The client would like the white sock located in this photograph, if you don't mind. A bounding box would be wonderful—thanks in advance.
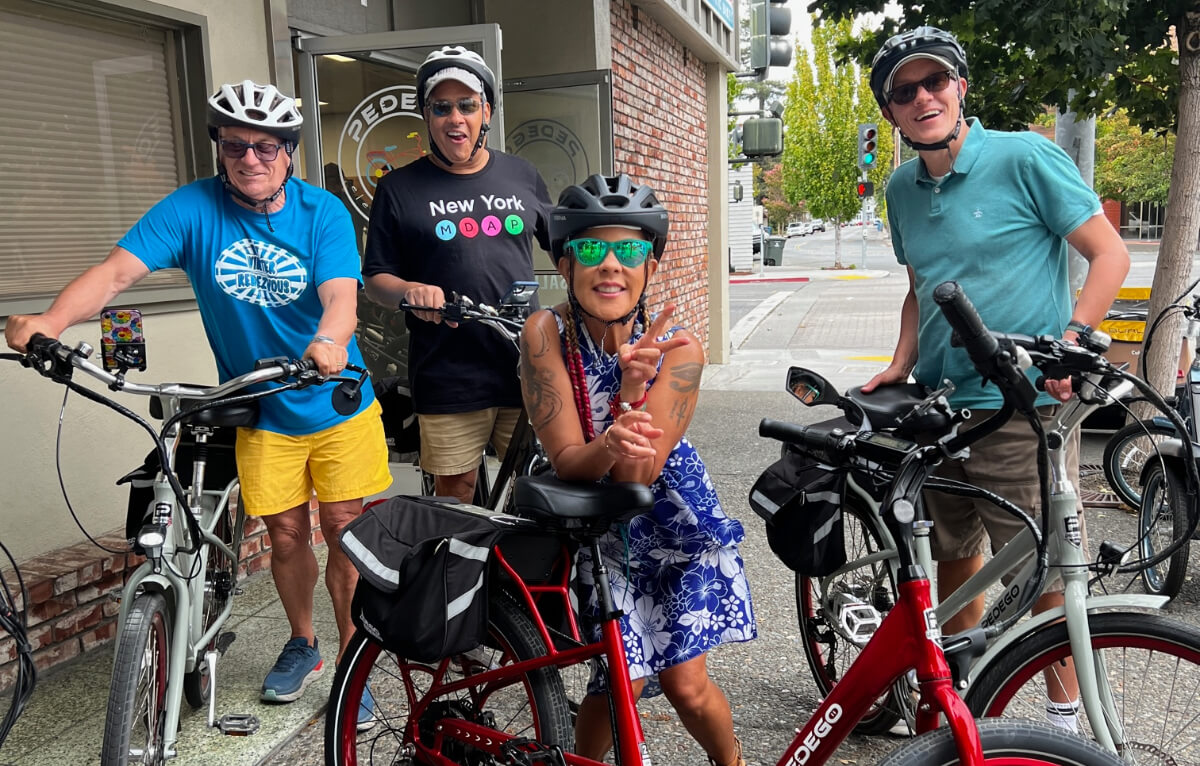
[1045,698,1081,733]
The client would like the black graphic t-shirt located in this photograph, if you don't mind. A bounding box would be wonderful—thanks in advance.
[363,152,551,413]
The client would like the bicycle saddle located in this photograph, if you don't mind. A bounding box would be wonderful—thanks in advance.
[513,474,654,528]
[149,395,260,428]
[844,383,950,437]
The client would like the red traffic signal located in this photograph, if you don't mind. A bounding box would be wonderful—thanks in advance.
[856,181,874,198]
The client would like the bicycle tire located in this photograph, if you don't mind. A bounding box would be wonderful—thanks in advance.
[1138,462,1190,598]
[101,591,170,766]
[965,611,1200,765]
[795,495,902,734]
[1101,420,1176,509]
[324,591,573,766]
[879,718,1124,765]
[184,487,243,708]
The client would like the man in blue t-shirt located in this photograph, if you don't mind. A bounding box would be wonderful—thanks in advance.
[364,47,551,504]
[6,81,391,714]
[860,27,1129,733]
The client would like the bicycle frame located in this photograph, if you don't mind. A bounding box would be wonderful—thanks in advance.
[382,530,988,766]
[113,394,244,757]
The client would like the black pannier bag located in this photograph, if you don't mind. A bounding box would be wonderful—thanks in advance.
[749,447,847,576]
[340,496,508,663]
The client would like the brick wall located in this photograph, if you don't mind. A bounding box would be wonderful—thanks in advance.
[0,502,321,690]
[610,0,711,351]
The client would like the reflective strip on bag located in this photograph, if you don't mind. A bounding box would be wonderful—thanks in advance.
[446,572,486,621]
[448,537,490,561]
[341,530,401,588]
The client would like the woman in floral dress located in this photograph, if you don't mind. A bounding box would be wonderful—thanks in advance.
[519,174,755,766]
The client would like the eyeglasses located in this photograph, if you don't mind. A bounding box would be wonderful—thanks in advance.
[564,238,654,268]
[428,97,483,117]
[888,70,956,105]
[218,139,286,162]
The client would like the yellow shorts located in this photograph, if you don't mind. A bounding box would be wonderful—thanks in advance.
[236,400,392,516]
[418,407,522,475]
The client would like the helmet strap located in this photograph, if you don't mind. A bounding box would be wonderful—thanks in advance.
[898,95,966,153]
[216,142,295,233]
[564,260,649,343]
[426,116,490,169]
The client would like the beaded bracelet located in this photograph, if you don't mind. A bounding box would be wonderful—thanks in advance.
[612,388,649,413]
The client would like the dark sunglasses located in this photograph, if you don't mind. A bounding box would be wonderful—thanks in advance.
[888,70,956,106]
[218,139,286,162]
[428,97,483,117]
[565,238,653,268]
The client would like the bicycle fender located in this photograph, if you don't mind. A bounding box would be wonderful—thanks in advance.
[968,594,1169,681]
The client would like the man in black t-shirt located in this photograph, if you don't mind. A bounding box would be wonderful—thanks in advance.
[364,46,551,503]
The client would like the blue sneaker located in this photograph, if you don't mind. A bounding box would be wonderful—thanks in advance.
[357,682,376,732]
[261,637,323,702]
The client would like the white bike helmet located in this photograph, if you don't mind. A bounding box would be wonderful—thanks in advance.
[415,46,496,112]
[206,80,303,143]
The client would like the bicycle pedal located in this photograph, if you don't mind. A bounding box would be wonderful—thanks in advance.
[216,631,236,654]
[217,714,260,736]
[498,738,567,766]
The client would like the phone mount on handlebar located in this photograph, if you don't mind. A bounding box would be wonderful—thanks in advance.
[331,363,369,416]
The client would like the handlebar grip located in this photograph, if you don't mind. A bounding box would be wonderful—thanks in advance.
[759,418,843,454]
[933,281,999,364]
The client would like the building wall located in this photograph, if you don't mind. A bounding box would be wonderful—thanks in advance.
[609,0,710,349]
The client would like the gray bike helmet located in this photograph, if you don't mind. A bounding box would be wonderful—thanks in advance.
[869,26,968,110]
[549,174,670,263]
[206,80,303,143]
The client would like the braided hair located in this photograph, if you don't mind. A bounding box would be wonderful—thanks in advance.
[561,302,651,442]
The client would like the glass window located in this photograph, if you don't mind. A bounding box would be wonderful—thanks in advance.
[0,0,194,312]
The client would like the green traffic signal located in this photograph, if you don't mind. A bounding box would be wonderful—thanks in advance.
[863,151,875,166]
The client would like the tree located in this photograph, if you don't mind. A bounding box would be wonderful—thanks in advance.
[1094,110,1173,206]
[810,0,1200,396]
[781,16,892,267]
[761,163,805,230]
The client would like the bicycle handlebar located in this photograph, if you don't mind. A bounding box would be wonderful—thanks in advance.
[399,287,535,348]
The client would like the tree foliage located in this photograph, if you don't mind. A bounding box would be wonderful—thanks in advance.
[761,163,805,231]
[1094,110,1174,205]
[781,16,892,267]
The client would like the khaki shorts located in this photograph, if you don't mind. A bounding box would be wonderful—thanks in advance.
[235,400,392,516]
[418,407,523,476]
[924,406,1085,569]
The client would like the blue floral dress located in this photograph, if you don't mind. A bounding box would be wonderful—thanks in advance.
[555,311,757,692]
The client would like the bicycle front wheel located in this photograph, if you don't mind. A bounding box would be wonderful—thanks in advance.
[796,495,902,734]
[965,611,1200,765]
[1138,461,1190,598]
[1102,420,1176,510]
[325,592,572,766]
[102,591,170,766]
[880,719,1124,765]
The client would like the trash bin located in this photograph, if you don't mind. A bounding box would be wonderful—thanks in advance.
[764,236,786,267]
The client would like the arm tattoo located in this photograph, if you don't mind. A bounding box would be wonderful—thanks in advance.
[520,325,563,431]
[667,362,702,393]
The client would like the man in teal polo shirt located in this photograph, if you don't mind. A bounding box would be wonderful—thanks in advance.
[860,27,1129,732]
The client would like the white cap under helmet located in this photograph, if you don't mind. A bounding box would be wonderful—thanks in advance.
[422,66,485,101]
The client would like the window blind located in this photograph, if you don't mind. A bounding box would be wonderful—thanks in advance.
[0,0,188,305]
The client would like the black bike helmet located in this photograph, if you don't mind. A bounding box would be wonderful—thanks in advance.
[869,26,968,110]
[415,46,497,112]
[549,174,670,263]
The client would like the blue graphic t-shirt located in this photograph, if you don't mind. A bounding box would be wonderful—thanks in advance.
[118,176,374,435]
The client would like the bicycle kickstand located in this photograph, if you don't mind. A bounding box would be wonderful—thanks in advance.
[205,646,261,736]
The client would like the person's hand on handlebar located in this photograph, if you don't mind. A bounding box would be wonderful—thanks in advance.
[304,335,349,377]
[4,314,65,354]
[403,284,458,328]
[1043,328,1080,402]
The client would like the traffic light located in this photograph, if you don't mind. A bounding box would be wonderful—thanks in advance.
[857,123,878,171]
[856,181,875,198]
[750,0,792,79]
[741,116,783,158]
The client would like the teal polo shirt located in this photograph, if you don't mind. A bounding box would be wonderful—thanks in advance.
[887,118,1101,409]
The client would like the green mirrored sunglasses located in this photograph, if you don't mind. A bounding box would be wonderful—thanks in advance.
[564,238,653,268]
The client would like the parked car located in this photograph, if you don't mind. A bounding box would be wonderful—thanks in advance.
[786,222,806,238]
[810,218,826,233]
